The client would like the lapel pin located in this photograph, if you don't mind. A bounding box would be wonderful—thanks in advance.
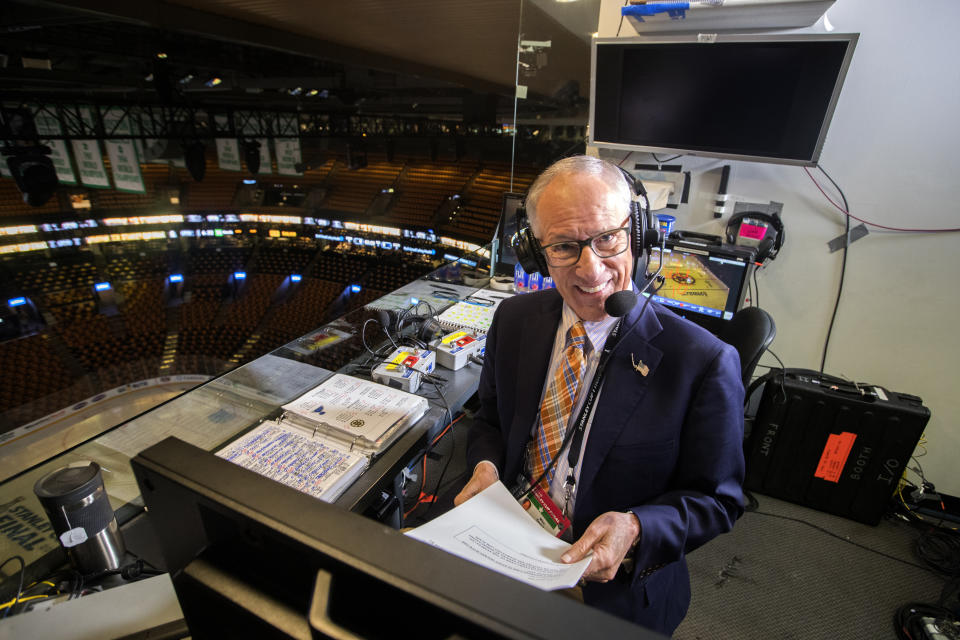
[631,353,649,377]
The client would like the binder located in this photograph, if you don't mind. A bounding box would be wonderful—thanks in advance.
[217,373,429,502]
[280,373,429,454]
[217,419,368,503]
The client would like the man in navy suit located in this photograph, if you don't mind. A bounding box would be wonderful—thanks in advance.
[454,156,745,634]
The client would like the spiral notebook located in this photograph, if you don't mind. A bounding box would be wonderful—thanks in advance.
[435,295,509,334]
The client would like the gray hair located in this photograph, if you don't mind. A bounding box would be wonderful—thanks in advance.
[524,155,633,235]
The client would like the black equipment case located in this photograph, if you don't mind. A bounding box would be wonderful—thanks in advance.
[744,371,929,525]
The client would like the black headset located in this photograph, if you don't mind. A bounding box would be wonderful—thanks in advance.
[375,307,445,345]
[512,167,662,287]
[725,211,785,264]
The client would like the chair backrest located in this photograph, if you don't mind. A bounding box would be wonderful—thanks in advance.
[718,306,776,388]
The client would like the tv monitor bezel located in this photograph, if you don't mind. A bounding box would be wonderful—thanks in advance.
[589,32,859,166]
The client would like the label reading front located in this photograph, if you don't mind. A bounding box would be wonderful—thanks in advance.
[814,432,857,483]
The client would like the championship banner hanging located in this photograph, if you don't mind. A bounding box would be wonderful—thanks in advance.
[214,114,242,171]
[72,106,110,189]
[0,103,15,178]
[275,138,302,176]
[31,104,77,185]
[101,107,145,193]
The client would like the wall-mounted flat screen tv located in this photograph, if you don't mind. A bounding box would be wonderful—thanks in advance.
[590,33,858,166]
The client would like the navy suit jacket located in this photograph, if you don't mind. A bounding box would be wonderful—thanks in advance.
[466,289,745,634]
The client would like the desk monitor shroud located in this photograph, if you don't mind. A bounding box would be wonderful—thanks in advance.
[132,437,663,640]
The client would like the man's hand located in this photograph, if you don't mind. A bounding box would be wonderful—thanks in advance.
[453,462,498,506]
[561,511,641,582]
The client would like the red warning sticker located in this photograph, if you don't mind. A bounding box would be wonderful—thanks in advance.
[814,432,857,483]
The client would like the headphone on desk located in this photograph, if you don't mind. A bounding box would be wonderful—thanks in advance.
[374,307,445,346]
[725,211,785,264]
[512,168,663,286]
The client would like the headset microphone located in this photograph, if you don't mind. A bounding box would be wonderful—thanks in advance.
[604,290,638,318]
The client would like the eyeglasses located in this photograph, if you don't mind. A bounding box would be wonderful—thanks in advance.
[539,218,631,267]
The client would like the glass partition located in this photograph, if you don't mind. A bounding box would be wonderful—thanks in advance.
[0,257,491,577]
[0,0,599,592]
[509,0,596,176]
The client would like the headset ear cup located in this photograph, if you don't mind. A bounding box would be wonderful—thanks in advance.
[725,213,743,245]
[620,169,656,281]
[756,237,775,263]
[513,205,547,276]
[376,309,398,333]
[632,202,643,258]
[418,318,444,343]
[726,211,784,261]
[530,233,548,275]
[769,212,785,257]
[513,227,548,276]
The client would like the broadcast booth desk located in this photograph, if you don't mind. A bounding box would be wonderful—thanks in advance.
[0,271,664,638]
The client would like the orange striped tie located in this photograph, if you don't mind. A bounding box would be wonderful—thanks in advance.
[529,321,588,489]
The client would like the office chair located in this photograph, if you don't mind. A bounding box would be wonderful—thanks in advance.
[718,306,776,389]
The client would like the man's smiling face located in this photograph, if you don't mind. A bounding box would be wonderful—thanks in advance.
[531,172,633,322]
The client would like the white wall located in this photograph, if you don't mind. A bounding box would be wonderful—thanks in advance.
[596,0,960,495]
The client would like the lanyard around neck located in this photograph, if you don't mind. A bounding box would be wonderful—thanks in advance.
[564,318,623,479]
[513,318,624,499]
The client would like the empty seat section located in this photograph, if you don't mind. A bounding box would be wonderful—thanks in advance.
[390,161,476,227]
[322,159,403,214]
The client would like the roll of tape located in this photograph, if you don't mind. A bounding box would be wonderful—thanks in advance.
[488,277,515,292]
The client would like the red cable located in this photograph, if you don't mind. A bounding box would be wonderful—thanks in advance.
[404,414,464,518]
[803,166,847,213]
[803,167,960,233]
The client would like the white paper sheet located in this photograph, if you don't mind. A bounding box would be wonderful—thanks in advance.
[405,481,591,590]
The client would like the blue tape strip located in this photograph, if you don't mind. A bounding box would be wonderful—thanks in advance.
[622,2,690,21]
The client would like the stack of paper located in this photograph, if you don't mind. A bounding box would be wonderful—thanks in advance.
[406,482,591,590]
